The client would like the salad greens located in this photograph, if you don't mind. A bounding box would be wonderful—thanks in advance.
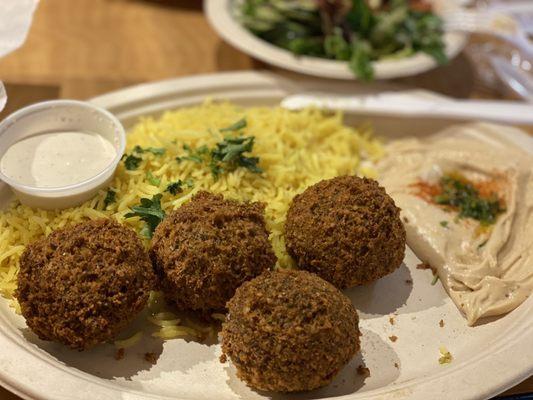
[239,0,447,80]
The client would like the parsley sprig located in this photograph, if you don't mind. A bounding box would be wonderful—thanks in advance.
[220,118,246,132]
[123,146,166,171]
[175,118,262,180]
[123,154,142,170]
[103,189,116,209]
[125,194,166,238]
[133,145,166,156]
[176,144,209,163]
[146,171,161,186]
[165,179,194,195]
[209,136,262,179]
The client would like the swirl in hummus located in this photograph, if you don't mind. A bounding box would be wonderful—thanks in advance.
[378,123,533,325]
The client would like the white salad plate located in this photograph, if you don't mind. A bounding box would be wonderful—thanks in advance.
[0,71,531,400]
[205,0,468,80]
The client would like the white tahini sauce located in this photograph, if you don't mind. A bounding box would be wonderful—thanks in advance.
[0,131,116,188]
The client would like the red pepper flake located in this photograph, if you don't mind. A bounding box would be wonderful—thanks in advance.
[409,180,441,203]
[389,335,398,343]
[439,319,445,328]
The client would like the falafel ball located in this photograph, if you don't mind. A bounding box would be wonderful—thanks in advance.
[16,218,155,350]
[221,269,360,392]
[150,191,276,313]
[285,176,406,288]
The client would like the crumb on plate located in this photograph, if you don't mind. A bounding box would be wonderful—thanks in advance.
[357,365,370,377]
[144,352,157,364]
[439,346,453,365]
[114,348,125,361]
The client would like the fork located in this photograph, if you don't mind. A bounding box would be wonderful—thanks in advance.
[443,9,533,59]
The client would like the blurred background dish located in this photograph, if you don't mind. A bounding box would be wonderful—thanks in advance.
[205,0,468,80]
[464,0,533,102]
[490,54,533,102]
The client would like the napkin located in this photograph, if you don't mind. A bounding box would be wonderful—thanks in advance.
[0,0,39,113]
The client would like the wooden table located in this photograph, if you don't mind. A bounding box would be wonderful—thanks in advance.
[0,0,530,399]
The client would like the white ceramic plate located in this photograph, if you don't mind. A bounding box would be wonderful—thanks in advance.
[205,0,468,80]
[0,71,532,400]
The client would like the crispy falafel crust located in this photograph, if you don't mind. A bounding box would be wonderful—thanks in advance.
[16,219,155,350]
[221,270,360,392]
[150,191,276,312]
[285,176,406,288]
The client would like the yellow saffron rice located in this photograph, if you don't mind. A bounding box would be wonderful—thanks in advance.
[0,102,383,334]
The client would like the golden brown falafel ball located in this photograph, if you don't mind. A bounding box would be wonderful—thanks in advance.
[221,269,360,392]
[16,219,155,350]
[150,191,276,313]
[285,176,406,288]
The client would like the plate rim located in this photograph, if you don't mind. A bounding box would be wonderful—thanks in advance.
[0,71,531,400]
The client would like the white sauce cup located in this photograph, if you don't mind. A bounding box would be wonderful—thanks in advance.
[0,100,126,210]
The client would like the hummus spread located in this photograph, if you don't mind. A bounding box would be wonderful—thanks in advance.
[378,123,533,325]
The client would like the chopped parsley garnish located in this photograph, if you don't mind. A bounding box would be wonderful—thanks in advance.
[103,189,116,208]
[220,118,247,132]
[133,145,166,156]
[439,221,448,228]
[433,174,505,226]
[165,179,194,195]
[478,239,488,249]
[146,171,161,186]
[125,194,166,238]
[123,146,166,170]
[431,273,439,286]
[165,181,183,195]
[210,136,262,179]
[174,119,262,180]
[176,144,209,163]
[123,154,142,170]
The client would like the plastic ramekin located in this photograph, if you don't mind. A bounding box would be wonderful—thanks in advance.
[0,100,126,210]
